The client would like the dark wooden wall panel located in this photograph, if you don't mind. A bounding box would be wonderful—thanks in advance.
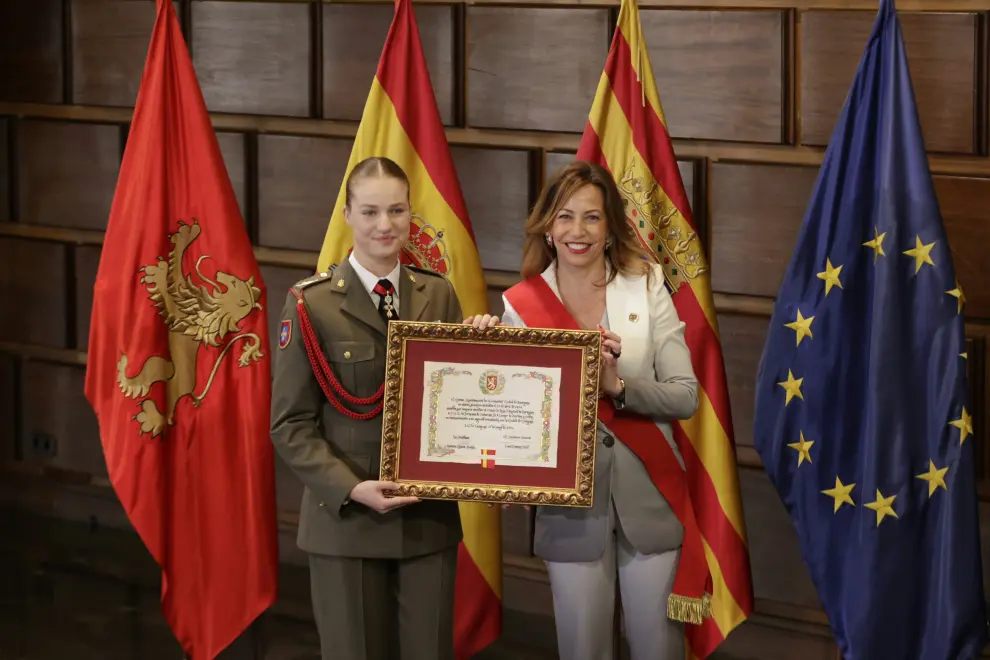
[678,160,698,217]
[20,363,103,476]
[17,120,120,231]
[499,572,557,652]
[710,163,819,297]
[720,314,770,449]
[0,119,8,222]
[642,10,785,144]
[71,0,159,108]
[216,131,247,217]
[935,176,990,320]
[486,287,506,318]
[136,592,186,659]
[451,147,530,273]
[801,11,978,154]
[75,245,102,350]
[257,135,352,252]
[501,506,534,556]
[740,470,824,611]
[0,238,68,347]
[544,151,574,182]
[323,4,455,125]
[980,502,990,599]
[15,568,133,659]
[0,0,64,104]
[261,616,322,660]
[0,355,15,461]
[970,336,989,484]
[718,619,837,660]
[192,2,311,118]
[466,8,609,133]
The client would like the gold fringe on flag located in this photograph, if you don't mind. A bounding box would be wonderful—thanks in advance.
[666,592,713,625]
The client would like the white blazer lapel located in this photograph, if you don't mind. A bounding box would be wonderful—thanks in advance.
[606,271,650,380]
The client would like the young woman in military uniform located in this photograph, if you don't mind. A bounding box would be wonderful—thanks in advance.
[270,157,493,660]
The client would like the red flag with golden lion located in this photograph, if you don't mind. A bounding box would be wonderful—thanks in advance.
[83,1,279,658]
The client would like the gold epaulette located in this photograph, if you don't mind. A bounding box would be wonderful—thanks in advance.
[404,264,445,279]
[293,264,337,292]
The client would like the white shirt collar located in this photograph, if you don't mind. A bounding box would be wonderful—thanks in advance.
[349,252,401,299]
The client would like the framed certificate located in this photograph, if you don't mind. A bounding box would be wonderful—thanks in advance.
[379,321,602,507]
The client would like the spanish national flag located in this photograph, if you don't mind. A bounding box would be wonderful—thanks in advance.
[576,0,754,656]
[315,0,501,657]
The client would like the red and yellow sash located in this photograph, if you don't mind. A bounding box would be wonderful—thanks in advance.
[504,275,712,625]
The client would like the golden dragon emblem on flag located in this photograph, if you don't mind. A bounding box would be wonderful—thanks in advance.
[115,220,265,438]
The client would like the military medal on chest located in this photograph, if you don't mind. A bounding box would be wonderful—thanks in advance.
[373,278,396,321]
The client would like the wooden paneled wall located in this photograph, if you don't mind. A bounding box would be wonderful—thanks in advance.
[1,0,989,658]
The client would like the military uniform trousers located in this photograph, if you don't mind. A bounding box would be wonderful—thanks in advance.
[308,546,458,660]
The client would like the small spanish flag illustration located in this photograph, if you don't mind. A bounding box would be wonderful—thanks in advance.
[481,449,496,469]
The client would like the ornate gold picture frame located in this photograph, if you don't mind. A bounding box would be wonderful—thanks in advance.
[379,321,602,507]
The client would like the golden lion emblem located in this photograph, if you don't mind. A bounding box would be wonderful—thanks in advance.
[116,219,265,438]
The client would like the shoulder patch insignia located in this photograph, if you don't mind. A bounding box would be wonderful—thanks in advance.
[279,319,292,349]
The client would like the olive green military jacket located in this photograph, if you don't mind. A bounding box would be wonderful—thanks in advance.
[270,258,464,559]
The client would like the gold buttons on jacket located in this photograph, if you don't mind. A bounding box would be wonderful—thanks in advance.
[628,313,639,322]
[343,351,352,359]
[318,501,326,508]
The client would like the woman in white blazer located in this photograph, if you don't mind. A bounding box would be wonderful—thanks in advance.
[468,161,701,660]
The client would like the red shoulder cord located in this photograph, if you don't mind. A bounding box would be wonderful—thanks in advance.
[291,290,384,420]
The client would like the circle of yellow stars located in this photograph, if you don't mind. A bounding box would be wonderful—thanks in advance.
[776,227,971,528]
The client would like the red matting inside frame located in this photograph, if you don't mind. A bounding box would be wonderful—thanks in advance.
[397,339,584,489]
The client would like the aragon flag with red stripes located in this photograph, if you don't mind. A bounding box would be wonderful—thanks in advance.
[83,1,279,657]
[315,0,502,657]
[576,0,755,656]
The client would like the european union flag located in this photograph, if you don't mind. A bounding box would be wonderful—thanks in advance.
[753,1,988,657]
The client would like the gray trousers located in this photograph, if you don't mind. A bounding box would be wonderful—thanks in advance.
[308,547,458,660]
[545,506,684,660]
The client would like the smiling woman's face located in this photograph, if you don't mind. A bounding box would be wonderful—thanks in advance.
[548,183,608,272]
[344,175,411,267]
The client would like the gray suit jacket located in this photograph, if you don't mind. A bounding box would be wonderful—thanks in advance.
[270,259,464,559]
[502,263,699,562]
